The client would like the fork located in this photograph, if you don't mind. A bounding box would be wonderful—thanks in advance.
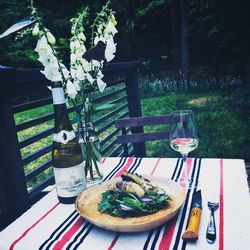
[206,201,219,243]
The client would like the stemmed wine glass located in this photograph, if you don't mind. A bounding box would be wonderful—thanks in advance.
[170,110,199,187]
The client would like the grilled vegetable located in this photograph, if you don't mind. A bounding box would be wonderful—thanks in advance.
[121,171,165,195]
[116,181,145,198]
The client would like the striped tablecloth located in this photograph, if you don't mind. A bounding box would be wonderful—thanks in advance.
[1,157,250,250]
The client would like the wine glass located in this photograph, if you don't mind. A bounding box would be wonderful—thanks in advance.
[170,110,199,188]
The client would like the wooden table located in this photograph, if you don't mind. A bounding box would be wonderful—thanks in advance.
[0,157,249,250]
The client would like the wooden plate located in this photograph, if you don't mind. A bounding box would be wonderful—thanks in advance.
[75,176,186,232]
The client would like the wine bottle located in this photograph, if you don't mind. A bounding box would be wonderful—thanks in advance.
[51,82,86,204]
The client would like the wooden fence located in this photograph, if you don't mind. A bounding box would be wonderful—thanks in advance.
[0,61,142,229]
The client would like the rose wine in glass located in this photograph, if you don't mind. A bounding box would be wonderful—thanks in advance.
[170,110,199,188]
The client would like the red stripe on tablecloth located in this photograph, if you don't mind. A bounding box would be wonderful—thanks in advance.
[9,202,60,250]
[114,157,135,177]
[219,159,224,250]
[107,158,164,250]
[150,158,161,175]
[49,158,135,250]
[102,157,107,163]
[52,217,84,250]
[107,233,120,250]
[158,216,178,250]
[158,158,193,250]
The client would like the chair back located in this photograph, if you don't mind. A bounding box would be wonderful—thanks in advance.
[115,115,172,157]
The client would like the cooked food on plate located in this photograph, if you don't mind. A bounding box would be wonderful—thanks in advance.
[98,171,171,217]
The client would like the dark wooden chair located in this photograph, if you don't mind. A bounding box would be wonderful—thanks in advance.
[115,115,172,157]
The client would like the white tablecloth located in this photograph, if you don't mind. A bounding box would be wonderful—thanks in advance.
[0,157,249,250]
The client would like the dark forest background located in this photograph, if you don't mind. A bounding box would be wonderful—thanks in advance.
[0,0,250,82]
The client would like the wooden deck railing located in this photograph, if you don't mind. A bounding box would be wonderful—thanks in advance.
[0,61,142,229]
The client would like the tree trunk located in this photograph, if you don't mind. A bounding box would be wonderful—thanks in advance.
[180,0,189,89]
[170,0,189,89]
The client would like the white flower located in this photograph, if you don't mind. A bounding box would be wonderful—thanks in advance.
[75,48,84,60]
[73,80,81,91]
[35,35,50,55]
[32,24,40,36]
[74,40,81,49]
[97,70,104,79]
[78,32,86,41]
[41,66,62,82]
[70,53,77,64]
[60,63,70,79]
[105,20,118,36]
[70,41,75,51]
[81,58,91,72]
[94,36,105,46]
[97,77,106,92]
[70,66,77,78]
[80,43,86,54]
[38,53,57,67]
[105,36,116,62]
[111,14,117,25]
[91,59,101,68]
[66,80,78,99]
[46,32,56,45]
[76,65,85,80]
[86,73,95,84]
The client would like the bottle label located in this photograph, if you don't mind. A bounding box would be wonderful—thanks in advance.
[53,130,76,144]
[52,87,65,104]
[53,163,86,197]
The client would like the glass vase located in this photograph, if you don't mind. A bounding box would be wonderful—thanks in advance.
[77,121,103,186]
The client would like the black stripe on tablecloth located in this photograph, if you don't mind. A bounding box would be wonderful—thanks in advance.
[143,158,182,250]
[103,157,127,181]
[66,223,94,250]
[39,157,127,250]
[146,158,201,250]
[65,158,143,250]
[181,158,202,250]
[38,212,79,250]
[172,158,202,250]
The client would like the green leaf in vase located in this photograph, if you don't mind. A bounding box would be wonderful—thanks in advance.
[95,103,115,111]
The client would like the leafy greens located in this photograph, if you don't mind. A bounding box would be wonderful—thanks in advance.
[98,189,170,217]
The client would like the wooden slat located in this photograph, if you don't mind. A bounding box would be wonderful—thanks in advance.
[109,95,127,104]
[28,175,54,200]
[16,114,54,132]
[100,128,122,146]
[93,103,128,126]
[16,105,78,132]
[13,97,52,114]
[91,85,126,103]
[117,131,170,144]
[19,128,53,149]
[22,145,52,166]
[103,61,139,73]
[116,115,172,128]
[108,144,124,157]
[101,139,118,155]
[25,159,52,182]
[96,111,129,135]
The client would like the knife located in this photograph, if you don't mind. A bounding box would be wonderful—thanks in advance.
[182,190,202,241]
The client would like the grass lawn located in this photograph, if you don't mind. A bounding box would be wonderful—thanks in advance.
[141,91,250,161]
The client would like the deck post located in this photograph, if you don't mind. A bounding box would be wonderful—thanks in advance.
[0,67,30,228]
[125,65,146,157]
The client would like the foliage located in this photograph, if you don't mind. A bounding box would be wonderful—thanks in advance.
[98,189,170,217]
[1,0,250,76]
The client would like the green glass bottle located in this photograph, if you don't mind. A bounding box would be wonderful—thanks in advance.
[51,82,86,204]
